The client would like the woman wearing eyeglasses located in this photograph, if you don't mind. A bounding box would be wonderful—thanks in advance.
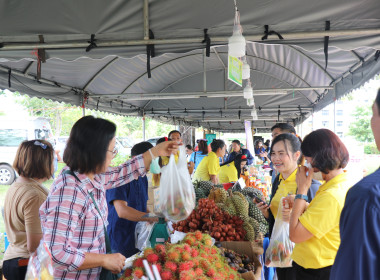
[39,116,178,280]
[3,140,54,280]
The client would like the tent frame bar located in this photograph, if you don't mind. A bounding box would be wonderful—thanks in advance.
[91,87,333,100]
[1,28,379,50]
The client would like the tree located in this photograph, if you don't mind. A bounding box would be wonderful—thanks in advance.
[348,104,374,142]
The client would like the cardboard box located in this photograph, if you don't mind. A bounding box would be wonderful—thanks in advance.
[220,241,262,280]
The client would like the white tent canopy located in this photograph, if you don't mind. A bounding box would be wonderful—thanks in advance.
[0,0,379,131]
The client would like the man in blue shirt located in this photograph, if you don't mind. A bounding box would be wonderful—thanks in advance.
[227,139,254,165]
[330,89,380,280]
[106,142,158,257]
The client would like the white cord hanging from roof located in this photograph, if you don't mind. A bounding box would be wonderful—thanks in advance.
[228,1,246,58]
[247,97,255,107]
[242,57,250,79]
[251,108,258,120]
[243,80,253,99]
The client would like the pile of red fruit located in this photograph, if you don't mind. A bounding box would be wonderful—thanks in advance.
[172,198,246,241]
[119,231,243,280]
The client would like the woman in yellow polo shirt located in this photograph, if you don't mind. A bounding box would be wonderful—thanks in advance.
[285,129,350,279]
[219,154,248,183]
[192,139,225,184]
[256,133,320,280]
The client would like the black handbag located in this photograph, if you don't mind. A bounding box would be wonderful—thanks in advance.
[63,170,118,280]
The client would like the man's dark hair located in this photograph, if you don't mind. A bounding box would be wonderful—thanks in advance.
[131,141,153,157]
[63,116,116,174]
[271,123,296,134]
[168,130,181,138]
[301,129,349,174]
[210,139,225,153]
[156,137,169,145]
[232,139,241,145]
[376,88,380,113]
[185,144,193,150]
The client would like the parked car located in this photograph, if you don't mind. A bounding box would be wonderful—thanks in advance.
[0,117,54,185]
[146,137,162,146]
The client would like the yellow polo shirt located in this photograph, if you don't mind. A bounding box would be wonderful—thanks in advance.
[192,152,220,182]
[152,153,179,187]
[219,164,238,184]
[270,168,298,219]
[292,172,351,269]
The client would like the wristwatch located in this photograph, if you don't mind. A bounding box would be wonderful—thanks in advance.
[295,194,308,202]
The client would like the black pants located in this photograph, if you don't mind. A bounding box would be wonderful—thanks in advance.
[276,266,296,280]
[293,262,332,280]
[3,258,28,280]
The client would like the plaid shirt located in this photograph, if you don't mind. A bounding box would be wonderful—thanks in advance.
[40,155,146,279]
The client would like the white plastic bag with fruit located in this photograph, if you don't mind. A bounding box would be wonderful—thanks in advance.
[265,197,294,267]
[25,240,54,280]
[159,145,195,222]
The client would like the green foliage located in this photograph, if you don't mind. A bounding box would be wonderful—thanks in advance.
[364,143,380,155]
[13,92,174,141]
[348,104,374,143]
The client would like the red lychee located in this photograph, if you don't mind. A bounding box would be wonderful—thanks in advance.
[164,261,177,272]
[133,257,144,268]
[160,270,173,280]
[133,267,144,278]
[146,253,159,263]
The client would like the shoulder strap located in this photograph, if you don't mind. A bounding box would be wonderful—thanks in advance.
[88,191,112,254]
[63,169,112,254]
[62,169,81,183]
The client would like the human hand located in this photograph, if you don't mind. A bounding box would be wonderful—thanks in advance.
[153,141,180,157]
[281,196,294,222]
[296,166,314,194]
[254,199,270,219]
[102,253,126,274]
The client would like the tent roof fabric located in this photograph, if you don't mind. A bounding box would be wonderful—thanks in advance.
[0,0,379,132]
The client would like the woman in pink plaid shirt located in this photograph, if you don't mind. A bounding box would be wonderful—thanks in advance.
[39,116,178,279]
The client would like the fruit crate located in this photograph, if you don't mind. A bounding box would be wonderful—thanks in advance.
[220,241,262,280]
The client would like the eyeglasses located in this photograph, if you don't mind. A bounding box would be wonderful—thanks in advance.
[34,141,47,149]
[107,147,118,158]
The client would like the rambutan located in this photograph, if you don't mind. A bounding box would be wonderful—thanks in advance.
[133,257,144,268]
[180,269,196,280]
[167,250,180,262]
[184,236,196,246]
[183,244,192,252]
[160,270,173,280]
[181,251,192,261]
[210,247,218,255]
[195,267,204,276]
[133,267,144,278]
[124,268,133,276]
[195,230,203,240]
[191,248,199,257]
[154,244,166,254]
[206,267,216,277]
[146,253,159,263]
[179,261,194,272]
[164,261,178,272]
[143,248,155,258]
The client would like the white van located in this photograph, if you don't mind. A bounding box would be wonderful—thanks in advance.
[0,117,54,185]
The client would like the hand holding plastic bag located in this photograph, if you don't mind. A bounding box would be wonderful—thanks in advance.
[265,197,294,267]
[159,146,195,222]
[25,240,54,280]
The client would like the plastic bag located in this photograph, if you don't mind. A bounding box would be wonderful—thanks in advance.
[265,197,294,267]
[25,240,54,280]
[159,146,195,222]
[135,221,155,251]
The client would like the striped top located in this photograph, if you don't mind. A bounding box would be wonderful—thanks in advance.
[39,155,145,279]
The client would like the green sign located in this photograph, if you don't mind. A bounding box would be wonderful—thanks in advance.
[205,134,216,145]
[228,55,242,87]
